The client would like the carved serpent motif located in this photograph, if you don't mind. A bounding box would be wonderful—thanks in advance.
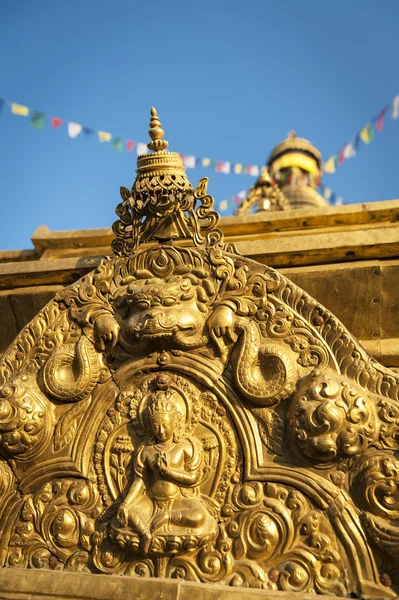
[233,320,296,406]
[41,336,100,402]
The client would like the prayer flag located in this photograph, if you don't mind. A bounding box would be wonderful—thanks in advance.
[126,140,135,152]
[112,137,123,151]
[183,155,196,168]
[338,147,345,164]
[335,196,344,206]
[0,98,5,114]
[30,111,45,130]
[354,134,361,151]
[219,200,228,212]
[51,117,63,129]
[248,165,260,176]
[343,142,356,159]
[216,161,231,174]
[234,163,243,174]
[137,142,148,155]
[68,122,82,138]
[324,187,332,201]
[392,95,399,119]
[195,157,202,167]
[11,103,29,117]
[238,190,246,200]
[323,155,337,174]
[376,106,388,132]
[202,158,211,167]
[83,127,94,136]
[360,123,373,144]
[98,131,112,143]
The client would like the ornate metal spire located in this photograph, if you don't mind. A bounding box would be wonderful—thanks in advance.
[135,107,190,190]
[112,107,222,255]
[147,107,168,152]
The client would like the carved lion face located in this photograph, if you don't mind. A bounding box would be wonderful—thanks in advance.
[117,276,206,350]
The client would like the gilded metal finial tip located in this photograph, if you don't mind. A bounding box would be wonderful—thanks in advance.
[147,106,169,151]
[288,131,297,140]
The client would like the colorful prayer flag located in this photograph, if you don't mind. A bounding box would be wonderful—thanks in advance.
[234,163,243,174]
[324,187,332,201]
[11,103,29,117]
[183,155,196,168]
[126,140,135,152]
[83,127,94,136]
[338,147,345,165]
[112,137,123,151]
[68,122,82,138]
[0,98,5,114]
[323,155,337,174]
[30,111,45,130]
[137,142,148,155]
[376,106,388,132]
[359,123,373,144]
[249,166,260,176]
[202,158,211,167]
[98,131,112,143]
[343,142,356,159]
[219,200,228,212]
[392,95,399,119]
[216,161,231,174]
[51,117,63,129]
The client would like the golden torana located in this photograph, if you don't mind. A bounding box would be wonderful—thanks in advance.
[0,108,398,598]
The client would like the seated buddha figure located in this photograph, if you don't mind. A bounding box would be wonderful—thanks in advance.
[114,388,217,553]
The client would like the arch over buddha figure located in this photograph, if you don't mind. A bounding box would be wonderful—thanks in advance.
[0,108,398,597]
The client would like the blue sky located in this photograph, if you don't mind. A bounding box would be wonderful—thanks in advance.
[1,0,399,251]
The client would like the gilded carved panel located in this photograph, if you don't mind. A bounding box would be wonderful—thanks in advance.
[0,109,398,597]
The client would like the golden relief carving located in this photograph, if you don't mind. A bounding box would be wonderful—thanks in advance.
[0,108,399,597]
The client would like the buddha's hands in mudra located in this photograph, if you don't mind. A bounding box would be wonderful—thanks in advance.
[157,453,171,477]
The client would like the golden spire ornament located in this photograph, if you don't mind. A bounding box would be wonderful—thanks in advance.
[111,107,222,254]
[135,107,190,188]
[147,107,168,151]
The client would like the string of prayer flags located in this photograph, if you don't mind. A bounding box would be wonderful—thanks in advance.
[1,97,262,177]
[323,93,399,175]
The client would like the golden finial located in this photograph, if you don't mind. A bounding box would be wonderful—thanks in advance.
[147,107,169,152]
[287,131,297,140]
